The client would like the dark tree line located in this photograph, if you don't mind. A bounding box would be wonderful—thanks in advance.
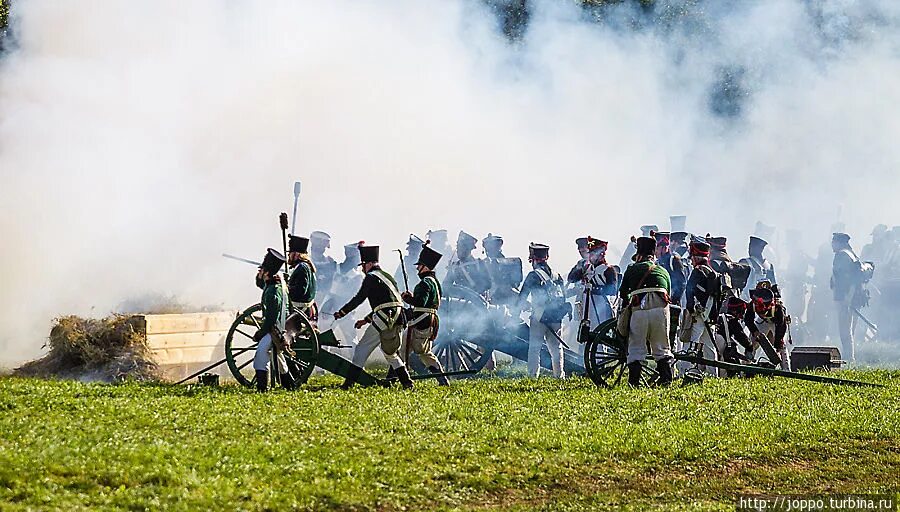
[0,0,9,30]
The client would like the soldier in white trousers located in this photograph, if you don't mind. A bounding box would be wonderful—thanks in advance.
[518,243,568,378]
[333,244,414,389]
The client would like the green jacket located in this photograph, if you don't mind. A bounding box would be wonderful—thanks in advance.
[288,261,316,305]
[407,272,441,329]
[260,281,286,334]
[619,261,671,301]
[412,273,442,309]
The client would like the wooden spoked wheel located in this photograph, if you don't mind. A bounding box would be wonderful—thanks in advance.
[429,285,494,375]
[583,318,659,388]
[224,304,316,388]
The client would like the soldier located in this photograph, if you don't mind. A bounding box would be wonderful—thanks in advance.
[739,236,777,299]
[395,234,425,288]
[333,244,414,389]
[718,296,755,365]
[568,238,618,329]
[655,231,687,304]
[310,231,338,304]
[679,240,723,370]
[400,244,450,386]
[251,249,293,392]
[444,231,491,295]
[747,286,791,370]
[287,235,317,321]
[481,233,523,306]
[618,236,674,386]
[518,243,569,378]
[831,232,873,362]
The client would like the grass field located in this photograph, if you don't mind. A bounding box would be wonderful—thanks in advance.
[1,372,898,511]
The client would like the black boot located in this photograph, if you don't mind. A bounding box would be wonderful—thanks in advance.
[385,366,397,382]
[340,365,361,390]
[280,372,296,391]
[428,365,450,386]
[656,357,674,387]
[627,362,644,387]
[395,366,415,390]
[255,370,268,393]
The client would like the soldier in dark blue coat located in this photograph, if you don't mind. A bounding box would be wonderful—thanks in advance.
[518,243,568,378]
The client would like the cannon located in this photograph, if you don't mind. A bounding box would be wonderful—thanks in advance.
[219,304,468,389]
[410,285,585,377]
[580,316,882,388]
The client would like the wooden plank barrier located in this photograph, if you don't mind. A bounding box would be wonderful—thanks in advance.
[136,312,238,382]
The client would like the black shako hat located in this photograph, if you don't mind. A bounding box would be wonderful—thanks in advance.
[635,236,656,256]
[358,244,380,265]
[261,248,286,275]
[415,245,443,269]
[575,237,590,250]
[289,235,310,253]
[529,242,550,260]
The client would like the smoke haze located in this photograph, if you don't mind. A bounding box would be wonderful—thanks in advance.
[1,0,899,364]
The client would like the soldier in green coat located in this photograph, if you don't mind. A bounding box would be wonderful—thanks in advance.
[287,235,317,322]
[252,249,292,392]
[401,244,450,386]
[619,236,674,386]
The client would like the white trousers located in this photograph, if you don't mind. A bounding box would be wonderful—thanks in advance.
[351,324,406,370]
[253,333,288,373]
[686,315,724,377]
[752,318,791,370]
[586,294,614,328]
[626,306,672,364]
[528,311,564,378]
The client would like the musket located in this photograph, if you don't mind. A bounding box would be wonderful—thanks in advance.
[853,307,878,333]
[222,253,262,266]
[279,212,290,279]
[394,249,410,292]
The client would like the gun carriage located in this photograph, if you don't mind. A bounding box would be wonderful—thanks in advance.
[580,312,881,388]
[411,284,586,376]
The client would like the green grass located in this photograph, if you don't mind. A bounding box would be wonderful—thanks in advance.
[1,372,899,511]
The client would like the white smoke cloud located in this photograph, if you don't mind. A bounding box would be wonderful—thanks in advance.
[1,0,898,364]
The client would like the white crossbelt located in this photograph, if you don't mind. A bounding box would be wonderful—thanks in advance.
[368,269,405,331]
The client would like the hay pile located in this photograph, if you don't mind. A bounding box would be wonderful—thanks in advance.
[15,315,158,382]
